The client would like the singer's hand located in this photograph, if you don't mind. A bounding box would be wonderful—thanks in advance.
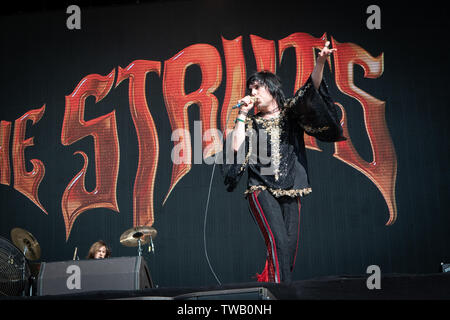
[312,41,336,89]
[237,96,256,113]
[317,41,336,64]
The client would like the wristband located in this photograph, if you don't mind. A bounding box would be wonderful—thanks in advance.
[235,118,245,123]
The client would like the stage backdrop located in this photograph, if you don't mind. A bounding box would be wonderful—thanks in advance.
[0,0,449,287]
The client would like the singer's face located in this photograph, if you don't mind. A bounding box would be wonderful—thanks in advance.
[94,246,107,259]
[249,82,277,110]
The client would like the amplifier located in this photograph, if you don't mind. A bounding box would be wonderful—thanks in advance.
[36,256,153,296]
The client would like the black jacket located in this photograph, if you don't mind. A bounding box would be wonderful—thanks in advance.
[222,75,346,198]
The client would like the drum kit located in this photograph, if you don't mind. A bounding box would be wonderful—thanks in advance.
[4,226,156,297]
[9,225,157,260]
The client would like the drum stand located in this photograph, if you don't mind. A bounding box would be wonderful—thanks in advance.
[133,232,144,256]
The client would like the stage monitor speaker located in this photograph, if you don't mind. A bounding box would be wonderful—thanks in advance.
[36,256,152,296]
[175,287,276,300]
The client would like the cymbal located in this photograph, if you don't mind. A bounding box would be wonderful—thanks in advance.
[10,227,41,260]
[119,226,157,247]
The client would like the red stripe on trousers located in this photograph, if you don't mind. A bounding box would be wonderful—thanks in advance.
[248,192,281,283]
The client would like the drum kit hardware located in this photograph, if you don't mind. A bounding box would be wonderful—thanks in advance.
[9,228,41,296]
[11,227,41,261]
[3,225,157,296]
[8,225,157,261]
[119,226,157,256]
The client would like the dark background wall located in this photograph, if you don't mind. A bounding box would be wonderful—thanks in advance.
[0,0,449,288]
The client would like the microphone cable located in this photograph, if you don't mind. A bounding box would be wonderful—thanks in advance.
[203,161,221,285]
[203,102,248,285]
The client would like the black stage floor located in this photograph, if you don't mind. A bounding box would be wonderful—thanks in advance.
[4,272,450,300]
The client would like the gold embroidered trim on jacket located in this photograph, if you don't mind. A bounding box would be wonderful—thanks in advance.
[302,125,329,134]
[244,185,312,198]
[285,82,311,109]
[239,119,253,173]
[253,111,287,181]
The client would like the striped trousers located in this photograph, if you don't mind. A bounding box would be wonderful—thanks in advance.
[248,189,301,283]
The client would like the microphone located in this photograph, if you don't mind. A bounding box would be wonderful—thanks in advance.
[231,102,244,109]
[232,97,256,109]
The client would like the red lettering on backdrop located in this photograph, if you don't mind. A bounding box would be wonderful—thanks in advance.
[331,37,397,225]
[250,35,277,73]
[0,120,11,186]
[162,44,222,204]
[250,35,276,114]
[61,70,120,240]
[220,36,247,134]
[116,60,161,228]
[0,32,398,239]
[12,105,47,214]
[279,32,329,152]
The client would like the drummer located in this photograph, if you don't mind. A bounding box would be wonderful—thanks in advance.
[87,240,111,259]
